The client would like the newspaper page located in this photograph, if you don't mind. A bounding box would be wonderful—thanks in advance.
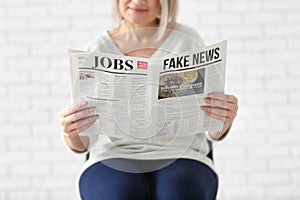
[68,41,227,139]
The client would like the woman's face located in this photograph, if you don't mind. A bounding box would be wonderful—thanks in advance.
[119,0,161,27]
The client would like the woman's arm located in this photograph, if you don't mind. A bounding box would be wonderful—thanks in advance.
[201,93,238,141]
[63,134,89,153]
[208,123,232,141]
[59,102,98,152]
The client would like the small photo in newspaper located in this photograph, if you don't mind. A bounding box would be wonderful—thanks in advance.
[158,68,205,99]
[79,71,95,80]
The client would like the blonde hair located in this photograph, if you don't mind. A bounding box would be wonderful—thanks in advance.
[112,0,178,29]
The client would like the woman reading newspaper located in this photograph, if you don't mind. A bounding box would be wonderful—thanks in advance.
[60,0,238,199]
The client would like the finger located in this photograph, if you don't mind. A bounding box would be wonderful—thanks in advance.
[67,115,98,133]
[201,106,237,123]
[60,101,88,118]
[205,98,238,112]
[61,106,96,127]
[208,93,238,104]
[67,119,97,138]
[205,98,227,109]
[204,112,231,123]
[201,106,226,117]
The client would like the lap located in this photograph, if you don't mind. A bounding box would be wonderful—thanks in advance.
[79,159,218,200]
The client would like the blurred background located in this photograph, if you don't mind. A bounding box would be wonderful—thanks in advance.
[0,0,300,199]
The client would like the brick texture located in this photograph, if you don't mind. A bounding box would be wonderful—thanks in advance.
[1,0,300,199]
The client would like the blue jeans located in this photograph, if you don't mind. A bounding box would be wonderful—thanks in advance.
[79,159,218,200]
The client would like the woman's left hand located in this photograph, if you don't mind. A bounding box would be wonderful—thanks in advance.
[201,93,238,138]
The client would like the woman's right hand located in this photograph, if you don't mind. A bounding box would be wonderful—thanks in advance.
[59,101,99,139]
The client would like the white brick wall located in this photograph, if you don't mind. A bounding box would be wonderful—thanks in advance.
[0,0,299,199]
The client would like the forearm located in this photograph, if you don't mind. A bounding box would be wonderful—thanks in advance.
[209,122,232,141]
[63,135,89,153]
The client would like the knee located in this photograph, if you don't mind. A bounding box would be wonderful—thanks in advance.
[79,162,151,200]
[152,160,219,200]
[155,181,209,200]
[80,183,150,200]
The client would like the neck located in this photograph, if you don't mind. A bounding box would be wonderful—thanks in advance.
[108,20,175,57]
[124,18,159,29]
[117,20,159,39]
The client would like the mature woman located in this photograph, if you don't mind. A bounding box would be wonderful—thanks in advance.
[60,0,238,199]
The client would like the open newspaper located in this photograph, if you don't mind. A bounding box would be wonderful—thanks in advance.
[68,41,227,139]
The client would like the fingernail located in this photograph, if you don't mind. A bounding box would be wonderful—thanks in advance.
[90,107,96,112]
[205,98,211,103]
[80,101,87,106]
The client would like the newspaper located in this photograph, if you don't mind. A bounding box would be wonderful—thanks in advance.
[68,41,227,139]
